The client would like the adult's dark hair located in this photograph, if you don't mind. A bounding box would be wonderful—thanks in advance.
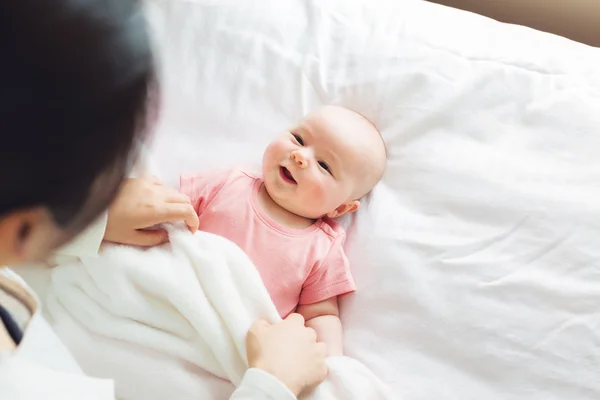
[0,0,154,234]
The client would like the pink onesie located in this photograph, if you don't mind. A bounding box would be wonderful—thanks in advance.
[180,168,356,318]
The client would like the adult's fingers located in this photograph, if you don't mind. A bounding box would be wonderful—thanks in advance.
[249,319,271,332]
[284,313,305,326]
[304,326,318,342]
[185,211,200,233]
[156,203,199,233]
[165,191,192,204]
[148,176,163,185]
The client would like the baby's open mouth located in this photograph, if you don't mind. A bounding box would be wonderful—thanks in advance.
[280,166,297,184]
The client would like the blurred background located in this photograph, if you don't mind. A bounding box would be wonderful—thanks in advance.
[428,0,600,47]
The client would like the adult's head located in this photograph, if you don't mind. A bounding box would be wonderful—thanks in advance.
[0,0,154,263]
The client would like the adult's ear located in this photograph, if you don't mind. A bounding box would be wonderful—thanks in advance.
[326,200,360,219]
[0,207,56,265]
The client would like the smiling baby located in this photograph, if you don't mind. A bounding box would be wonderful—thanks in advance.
[180,106,386,355]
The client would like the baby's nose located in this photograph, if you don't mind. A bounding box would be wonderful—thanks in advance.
[291,150,309,168]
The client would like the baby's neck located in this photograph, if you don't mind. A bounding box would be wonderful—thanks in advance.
[257,185,315,229]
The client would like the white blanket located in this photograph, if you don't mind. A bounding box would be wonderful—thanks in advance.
[45,225,392,399]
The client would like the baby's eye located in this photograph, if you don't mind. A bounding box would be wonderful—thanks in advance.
[292,134,304,146]
[318,161,332,175]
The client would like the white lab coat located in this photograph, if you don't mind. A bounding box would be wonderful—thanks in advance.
[0,215,295,400]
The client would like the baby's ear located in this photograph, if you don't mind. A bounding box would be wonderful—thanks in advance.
[327,200,360,218]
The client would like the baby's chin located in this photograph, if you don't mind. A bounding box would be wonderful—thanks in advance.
[267,192,322,220]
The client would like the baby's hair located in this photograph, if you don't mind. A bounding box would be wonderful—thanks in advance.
[346,107,388,159]
[354,144,387,200]
[354,110,387,189]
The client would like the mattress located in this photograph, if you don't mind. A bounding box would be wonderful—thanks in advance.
[26,0,600,398]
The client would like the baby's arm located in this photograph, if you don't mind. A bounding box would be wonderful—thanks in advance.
[296,297,343,356]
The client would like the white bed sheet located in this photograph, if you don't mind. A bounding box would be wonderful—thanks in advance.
[144,1,600,398]
[26,0,600,399]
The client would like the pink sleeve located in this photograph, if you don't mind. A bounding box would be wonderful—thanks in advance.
[180,169,230,215]
[299,235,356,306]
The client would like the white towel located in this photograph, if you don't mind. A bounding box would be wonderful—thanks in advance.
[45,224,392,399]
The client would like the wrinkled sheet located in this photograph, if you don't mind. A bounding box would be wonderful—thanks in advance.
[24,0,600,399]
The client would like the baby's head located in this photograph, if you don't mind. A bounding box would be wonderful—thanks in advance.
[262,105,386,219]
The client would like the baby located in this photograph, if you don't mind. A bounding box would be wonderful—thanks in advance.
[180,105,386,355]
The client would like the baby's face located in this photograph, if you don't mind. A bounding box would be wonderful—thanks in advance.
[262,106,385,219]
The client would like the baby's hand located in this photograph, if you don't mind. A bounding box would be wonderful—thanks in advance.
[296,297,344,356]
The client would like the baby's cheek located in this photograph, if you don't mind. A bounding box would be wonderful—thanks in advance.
[308,180,329,203]
[263,143,276,158]
[263,144,282,165]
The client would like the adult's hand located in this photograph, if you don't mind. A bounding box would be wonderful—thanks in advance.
[104,177,199,246]
[246,314,328,397]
